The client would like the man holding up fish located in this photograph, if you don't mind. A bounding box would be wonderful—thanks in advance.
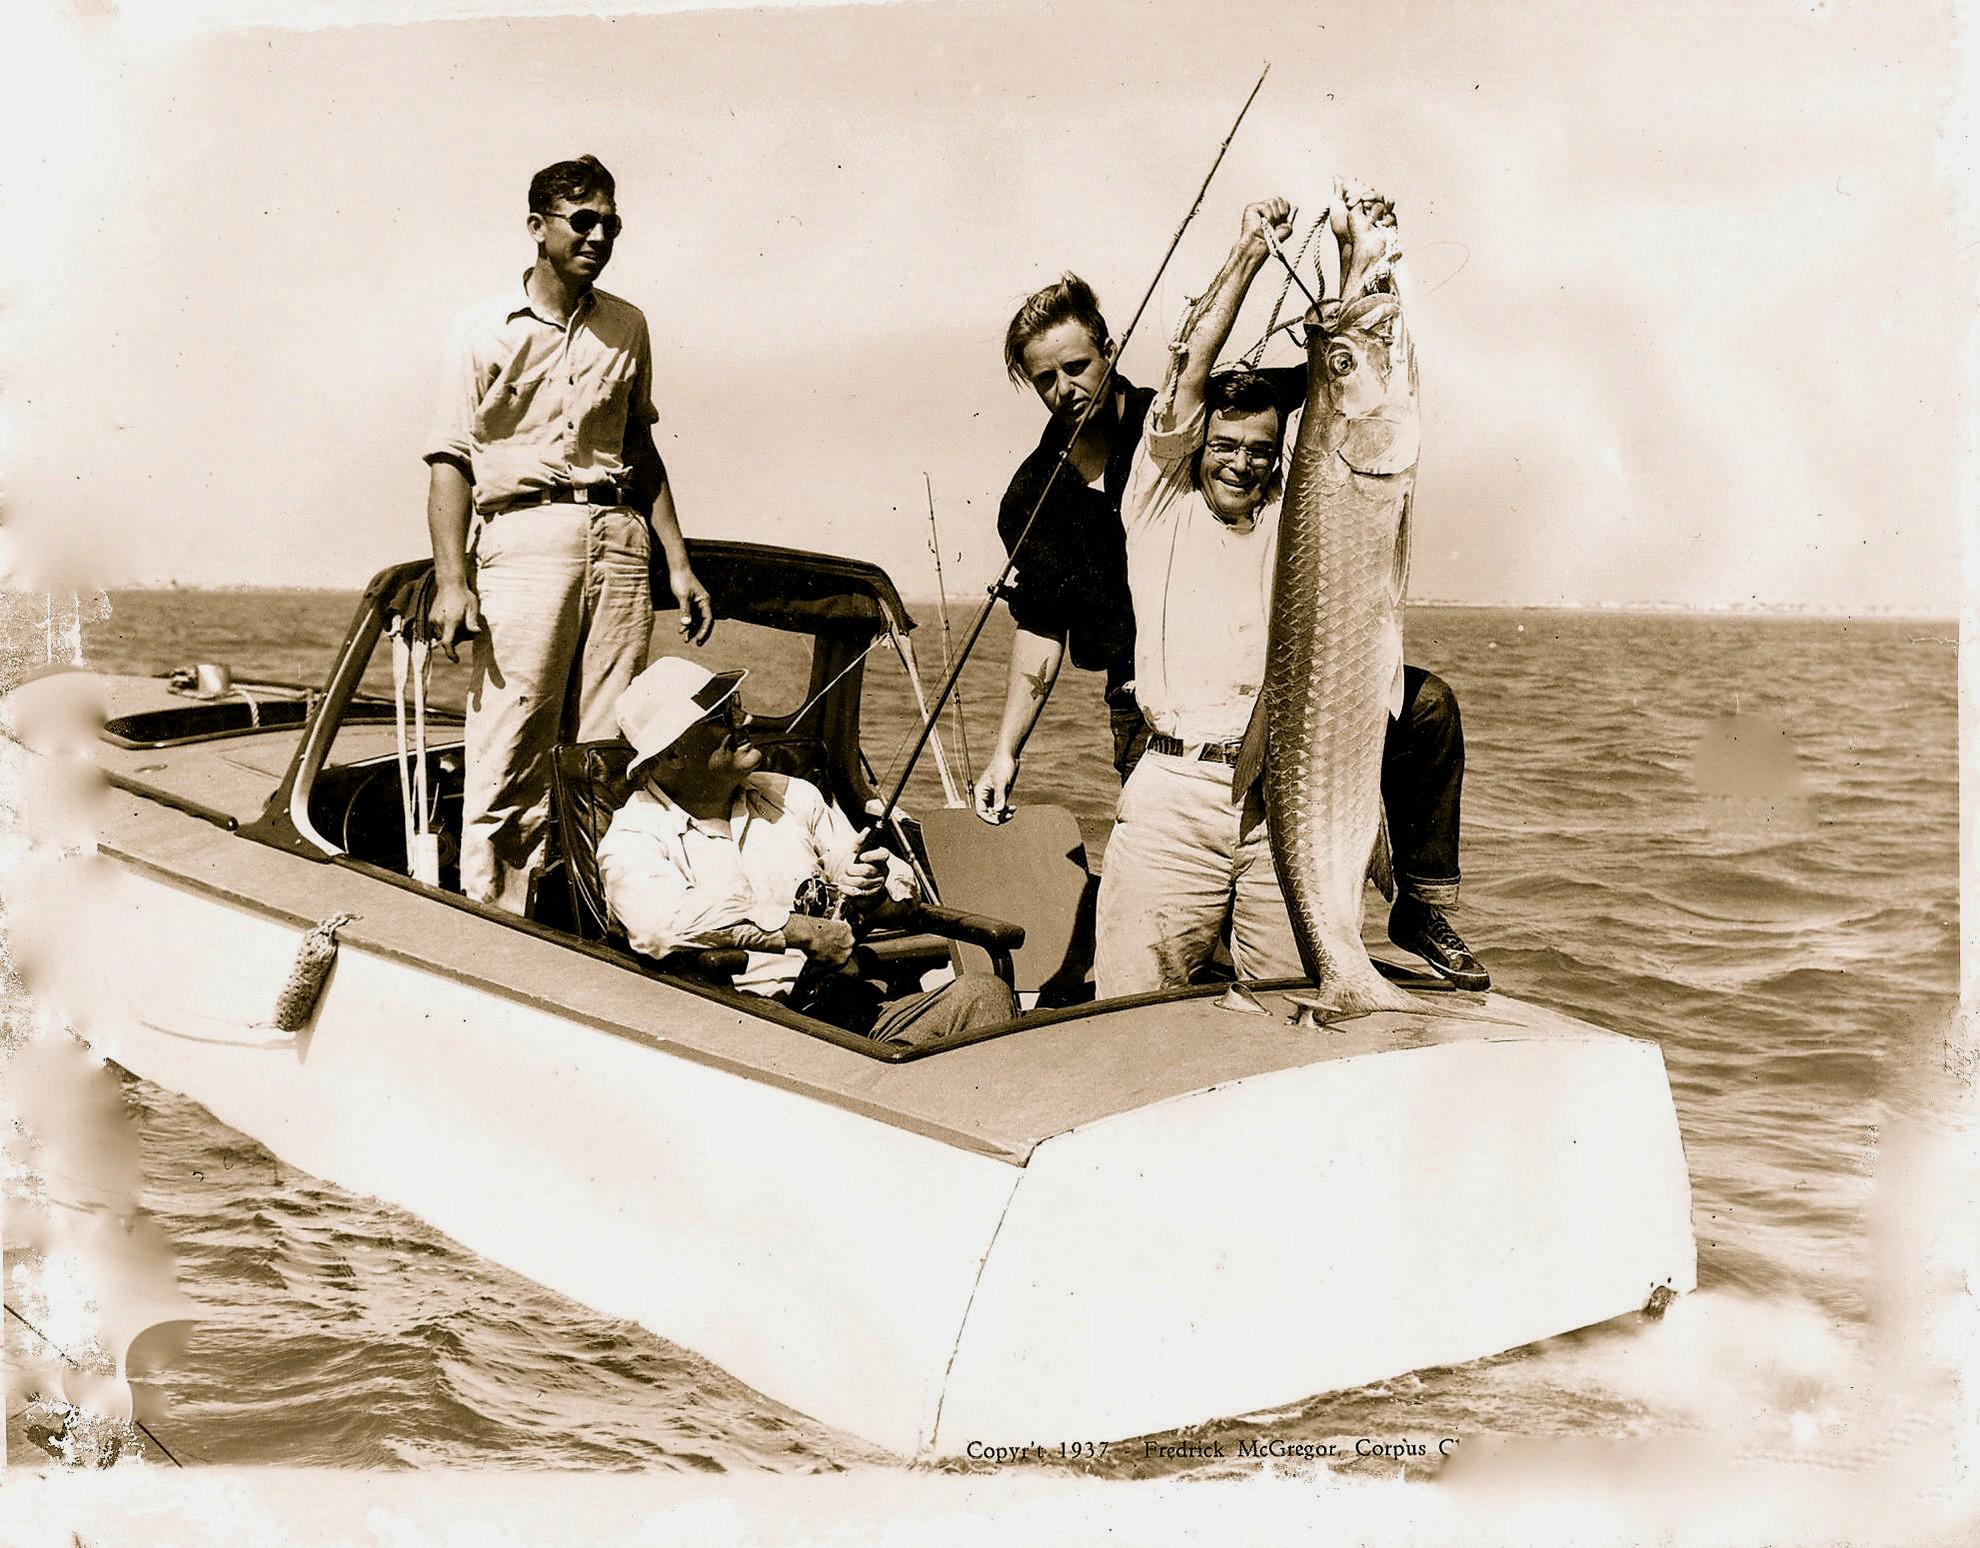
[976,279,1315,819]
[1093,192,1488,999]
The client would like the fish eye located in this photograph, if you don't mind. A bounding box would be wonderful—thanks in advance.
[1326,344,1357,377]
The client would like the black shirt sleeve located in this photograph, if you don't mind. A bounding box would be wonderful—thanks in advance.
[997,461,1072,641]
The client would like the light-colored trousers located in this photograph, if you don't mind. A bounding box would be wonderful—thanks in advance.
[462,504,652,912]
[1093,751,1304,997]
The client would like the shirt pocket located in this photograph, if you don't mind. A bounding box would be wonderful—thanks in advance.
[582,358,639,443]
[473,363,555,444]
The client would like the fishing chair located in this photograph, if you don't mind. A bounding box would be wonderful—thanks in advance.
[544,739,743,980]
[547,739,1023,991]
[914,804,1097,1008]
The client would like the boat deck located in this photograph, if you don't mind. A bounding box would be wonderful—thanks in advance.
[95,825,1616,1169]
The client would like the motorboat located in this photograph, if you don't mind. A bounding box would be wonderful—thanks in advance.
[9,541,1696,1459]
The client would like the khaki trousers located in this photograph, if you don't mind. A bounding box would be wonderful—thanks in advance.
[1093,751,1304,997]
[462,504,651,912]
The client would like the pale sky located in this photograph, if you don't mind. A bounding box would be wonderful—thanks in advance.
[3,0,1969,612]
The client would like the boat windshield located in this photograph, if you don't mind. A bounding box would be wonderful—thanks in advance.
[249,546,1038,1057]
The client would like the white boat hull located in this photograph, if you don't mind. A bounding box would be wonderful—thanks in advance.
[25,840,1697,1458]
[938,1029,1693,1447]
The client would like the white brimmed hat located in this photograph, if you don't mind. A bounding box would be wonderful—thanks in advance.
[615,657,747,775]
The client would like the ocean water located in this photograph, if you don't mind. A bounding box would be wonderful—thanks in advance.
[6,590,1963,1478]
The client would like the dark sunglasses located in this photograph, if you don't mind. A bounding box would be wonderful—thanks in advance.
[544,208,623,240]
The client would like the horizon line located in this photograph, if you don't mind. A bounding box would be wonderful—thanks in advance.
[53,582,1960,623]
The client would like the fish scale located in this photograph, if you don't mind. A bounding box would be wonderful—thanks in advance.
[1251,195,1421,1016]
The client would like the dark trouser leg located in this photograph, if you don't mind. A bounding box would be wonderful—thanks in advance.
[1380,666,1462,909]
[1107,681,1150,785]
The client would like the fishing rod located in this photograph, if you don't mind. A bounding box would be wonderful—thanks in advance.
[867,61,1273,834]
[923,472,975,781]
[1260,220,1323,312]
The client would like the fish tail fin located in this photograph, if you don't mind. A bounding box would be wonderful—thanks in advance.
[1367,805,1395,901]
[1231,692,1268,804]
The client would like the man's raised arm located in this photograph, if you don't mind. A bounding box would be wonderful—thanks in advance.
[1152,197,1293,436]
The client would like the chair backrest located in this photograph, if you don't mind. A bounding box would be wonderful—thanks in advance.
[914,804,1094,1004]
[548,733,854,943]
[548,739,637,941]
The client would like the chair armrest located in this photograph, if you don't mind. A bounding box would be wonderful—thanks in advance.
[657,947,751,982]
[885,903,1025,989]
[908,903,1025,954]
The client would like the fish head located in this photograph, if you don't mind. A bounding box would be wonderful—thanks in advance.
[1312,294,1408,414]
[1308,293,1420,474]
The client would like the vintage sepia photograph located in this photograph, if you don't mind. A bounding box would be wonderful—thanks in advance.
[1,0,1971,1541]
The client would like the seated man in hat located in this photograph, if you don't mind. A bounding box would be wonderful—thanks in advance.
[596,657,1016,1047]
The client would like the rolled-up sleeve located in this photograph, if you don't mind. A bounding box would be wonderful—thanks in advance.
[628,313,659,427]
[1121,409,1200,540]
[995,476,1072,640]
[1143,400,1204,467]
[424,311,481,470]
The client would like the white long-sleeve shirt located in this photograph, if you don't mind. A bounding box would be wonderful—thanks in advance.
[1121,400,1405,742]
[1120,403,1289,745]
[596,771,914,997]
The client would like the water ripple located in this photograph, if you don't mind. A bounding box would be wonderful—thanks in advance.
[68,597,1958,1474]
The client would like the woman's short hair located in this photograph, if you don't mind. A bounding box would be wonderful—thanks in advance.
[529,155,616,214]
[1003,273,1112,385]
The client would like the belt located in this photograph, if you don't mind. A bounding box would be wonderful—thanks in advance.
[1146,731,1244,766]
[485,481,630,516]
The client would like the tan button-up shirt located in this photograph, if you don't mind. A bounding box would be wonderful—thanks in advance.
[426,279,658,514]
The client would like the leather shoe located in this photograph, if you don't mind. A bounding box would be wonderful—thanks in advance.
[1388,897,1490,992]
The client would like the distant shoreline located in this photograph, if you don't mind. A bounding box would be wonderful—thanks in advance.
[81,585,1959,624]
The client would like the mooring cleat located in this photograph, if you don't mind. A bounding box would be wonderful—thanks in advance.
[1215,983,1269,1016]
[1284,993,1335,1030]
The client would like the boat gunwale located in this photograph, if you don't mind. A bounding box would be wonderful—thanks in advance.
[98,801,1428,1067]
[88,791,1668,1174]
[97,759,1479,1071]
[95,834,1046,1163]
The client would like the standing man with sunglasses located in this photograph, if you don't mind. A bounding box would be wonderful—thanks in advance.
[424,154,715,914]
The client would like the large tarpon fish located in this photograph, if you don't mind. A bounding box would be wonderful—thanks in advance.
[1234,181,1423,1018]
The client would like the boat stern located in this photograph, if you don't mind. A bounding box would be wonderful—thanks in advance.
[929,999,1695,1454]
